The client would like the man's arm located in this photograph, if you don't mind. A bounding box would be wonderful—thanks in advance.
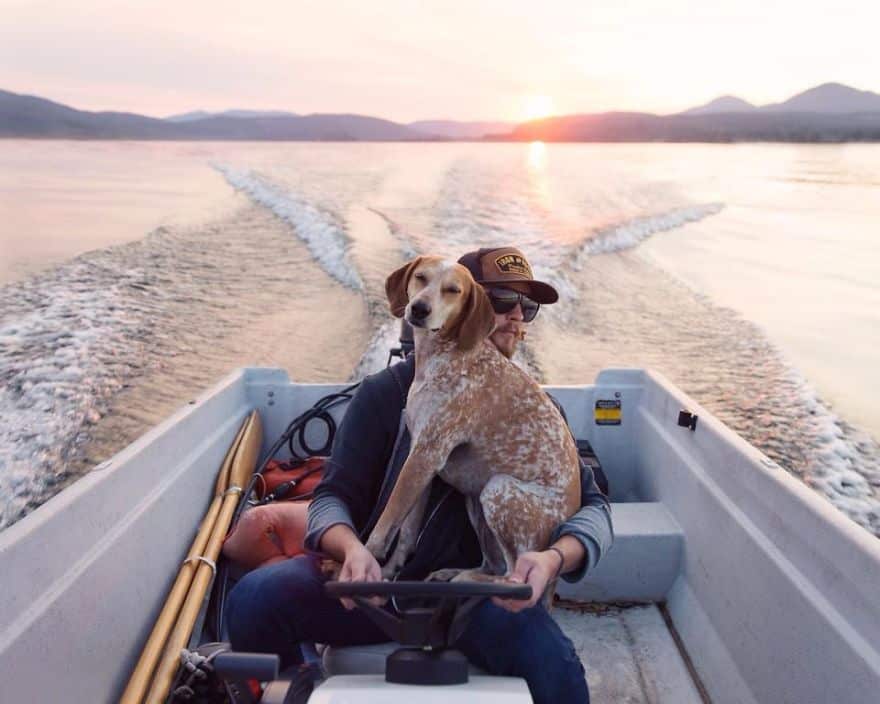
[303,370,402,607]
[550,460,614,581]
[319,523,384,610]
[318,523,364,562]
[304,373,394,552]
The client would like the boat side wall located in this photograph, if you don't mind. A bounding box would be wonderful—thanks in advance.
[546,378,643,502]
[622,368,880,704]
[0,368,257,704]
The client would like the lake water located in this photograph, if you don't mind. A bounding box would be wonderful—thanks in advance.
[1,140,878,535]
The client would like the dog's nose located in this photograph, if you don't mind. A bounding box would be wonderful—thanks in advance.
[410,300,431,320]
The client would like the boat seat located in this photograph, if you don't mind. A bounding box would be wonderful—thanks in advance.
[322,641,487,677]
[556,502,683,603]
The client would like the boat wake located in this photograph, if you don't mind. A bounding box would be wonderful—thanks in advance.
[0,204,369,531]
[213,167,415,382]
[2,150,876,540]
[366,207,419,260]
[576,203,725,260]
[214,165,364,290]
[786,371,880,533]
[0,238,167,529]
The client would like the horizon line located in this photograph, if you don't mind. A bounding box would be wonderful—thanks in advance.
[4,80,880,126]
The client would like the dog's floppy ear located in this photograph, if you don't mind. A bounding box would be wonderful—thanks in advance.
[442,277,496,351]
[385,257,424,318]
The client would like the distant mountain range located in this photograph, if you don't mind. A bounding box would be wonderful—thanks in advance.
[2,82,879,142]
[0,90,424,141]
[162,112,514,139]
[407,120,516,139]
[504,83,880,142]
[681,83,880,115]
[681,96,757,115]
[165,109,300,122]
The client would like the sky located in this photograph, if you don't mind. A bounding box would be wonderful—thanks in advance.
[2,0,878,123]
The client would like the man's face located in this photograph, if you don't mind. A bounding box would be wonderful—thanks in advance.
[488,292,526,359]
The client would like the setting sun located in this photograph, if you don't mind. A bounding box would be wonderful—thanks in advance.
[520,95,556,122]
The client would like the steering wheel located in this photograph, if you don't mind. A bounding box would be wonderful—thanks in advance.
[325,579,532,601]
[324,580,533,685]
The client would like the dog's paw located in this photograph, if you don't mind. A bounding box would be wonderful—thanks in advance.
[380,562,399,580]
[364,532,390,562]
[450,569,504,584]
[379,545,408,580]
[425,568,464,583]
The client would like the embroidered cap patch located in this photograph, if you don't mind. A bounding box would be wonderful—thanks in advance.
[494,253,532,278]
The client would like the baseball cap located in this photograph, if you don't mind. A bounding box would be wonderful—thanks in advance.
[457,246,558,304]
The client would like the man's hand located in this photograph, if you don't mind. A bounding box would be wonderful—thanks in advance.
[319,524,386,610]
[337,541,385,610]
[491,549,561,613]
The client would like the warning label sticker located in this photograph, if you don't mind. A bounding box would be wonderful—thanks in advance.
[595,399,622,425]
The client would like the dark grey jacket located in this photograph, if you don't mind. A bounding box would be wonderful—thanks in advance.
[305,355,614,582]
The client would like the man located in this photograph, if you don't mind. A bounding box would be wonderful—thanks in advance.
[227,246,614,703]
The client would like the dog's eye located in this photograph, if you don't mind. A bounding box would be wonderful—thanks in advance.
[443,286,461,295]
[414,272,427,282]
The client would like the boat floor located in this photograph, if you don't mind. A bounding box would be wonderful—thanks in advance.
[318,601,707,702]
[553,602,705,704]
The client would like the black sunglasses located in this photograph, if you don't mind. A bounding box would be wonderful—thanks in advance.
[486,287,540,322]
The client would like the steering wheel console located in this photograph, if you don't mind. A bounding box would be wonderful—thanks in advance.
[324,580,532,685]
[325,579,531,601]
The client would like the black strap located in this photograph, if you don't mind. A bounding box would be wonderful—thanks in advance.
[386,360,410,408]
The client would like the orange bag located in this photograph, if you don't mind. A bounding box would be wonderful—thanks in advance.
[222,457,326,570]
[222,502,311,569]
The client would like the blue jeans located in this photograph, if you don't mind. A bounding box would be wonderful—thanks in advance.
[226,555,589,704]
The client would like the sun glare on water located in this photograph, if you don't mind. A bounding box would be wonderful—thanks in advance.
[521,95,556,122]
[528,141,547,170]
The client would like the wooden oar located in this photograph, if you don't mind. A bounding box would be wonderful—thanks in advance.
[119,414,251,704]
[144,409,263,704]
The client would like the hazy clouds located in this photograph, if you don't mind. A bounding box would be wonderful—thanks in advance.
[1,0,877,120]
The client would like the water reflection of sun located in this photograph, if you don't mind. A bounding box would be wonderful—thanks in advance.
[526,141,551,211]
[528,141,547,170]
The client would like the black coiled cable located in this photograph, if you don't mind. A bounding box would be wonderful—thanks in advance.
[288,399,337,459]
[230,383,359,528]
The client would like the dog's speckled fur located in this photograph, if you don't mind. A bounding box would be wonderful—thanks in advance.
[365,256,581,600]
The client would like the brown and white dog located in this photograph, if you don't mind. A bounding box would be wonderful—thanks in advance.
[364,255,581,599]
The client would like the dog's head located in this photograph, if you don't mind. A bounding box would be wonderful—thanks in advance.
[386,255,496,351]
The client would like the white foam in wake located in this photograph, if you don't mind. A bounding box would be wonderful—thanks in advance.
[350,319,402,381]
[215,165,364,290]
[577,203,724,261]
[0,258,147,529]
[367,207,419,260]
[777,367,879,534]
